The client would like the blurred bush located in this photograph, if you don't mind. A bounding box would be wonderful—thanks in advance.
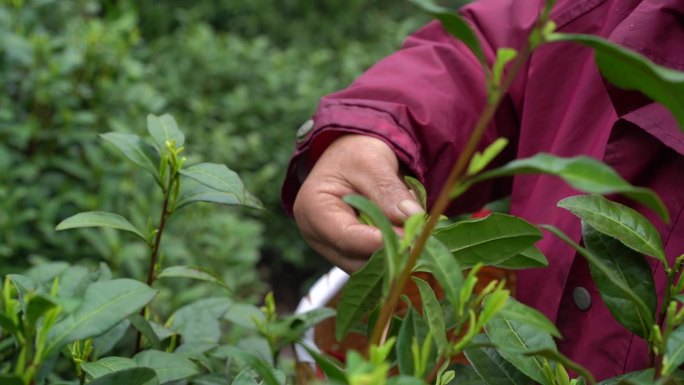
[0,0,427,305]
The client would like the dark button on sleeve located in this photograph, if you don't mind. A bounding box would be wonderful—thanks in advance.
[572,287,592,311]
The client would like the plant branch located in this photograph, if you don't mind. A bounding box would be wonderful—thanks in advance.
[368,41,533,350]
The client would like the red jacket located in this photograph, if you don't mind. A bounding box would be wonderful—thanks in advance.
[282,0,684,379]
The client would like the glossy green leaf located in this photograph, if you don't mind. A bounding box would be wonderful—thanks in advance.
[493,246,548,270]
[93,319,131,358]
[100,132,160,178]
[386,376,429,385]
[412,277,449,353]
[0,313,18,335]
[472,153,668,221]
[82,356,138,379]
[271,308,335,349]
[408,0,487,68]
[419,237,464,314]
[335,250,384,341]
[446,364,490,385]
[129,314,162,350]
[26,294,57,325]
[300,344,347,383]
[485,311,557,385]
[46,279,156,356]
[134,350,199,383]
[344,195,400,281]
[56,211,147,242]
[223,302,264,330]
[177,183,262,210]
[597,369,657,385]
[170,297,232,344]
[494,297,560,338]
[404,176,427,210]
[232,370,260,385]
[0,375,23,385]
[157,265,230,290]
[559,195,666,265]
[147,114,185,150]
[396,307,433,376]
[180,163,245,201]
[542,225,654,341]
[468,138,510,176]
[549,33,684,133]
[663,325,684,376]
[218,347,282,385]
[434,213,542,268]
[583,223,656,338]
[464,334,532,385]
[522,348,596,385]
[88,367,158,385]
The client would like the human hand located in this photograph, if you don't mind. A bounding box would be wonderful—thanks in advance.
[293,134,424,272]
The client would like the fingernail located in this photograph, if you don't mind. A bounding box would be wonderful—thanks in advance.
[397,199,424,218]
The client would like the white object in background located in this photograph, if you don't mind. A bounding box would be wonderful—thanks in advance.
[294,267,350,369]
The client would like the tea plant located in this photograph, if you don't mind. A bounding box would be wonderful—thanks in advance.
[292,1,684,385]
[0,115,332,385]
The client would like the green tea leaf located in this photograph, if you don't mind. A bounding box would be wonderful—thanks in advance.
[468,138,510,176]
[271,308,336,349]
[521,348,596,385]
[82,357,138,379]
[548,33,684,133]
[26,294,57,325]
[542,225,654,341]
[485,312,557,385]
[232,370,260,385]
[408,0,487,69]
[396,307,433,377]
[56,211,147,242]
[0,313,18,335]
[493,246,548,270]
[404,176,427,210]
[46,279,156,356]
[663,325,684,376]
[157,265,230,290]
[170,297,232,344]
[180,163,245,200]
[134,350,199,383]
[218,347,282,385]
[471,153,668,221]
[433,213,542,268]
[93,319,131,358]
[412,277,449,354]
[494,297,560,338]
[419,237,464,314]
[299,344,347,384]
[86,367,158,385]
[147,114,185,150]
[177,183,262,210]
[559,195,666,265]
[583,223,656,338]
[129,314,162,350]
[344,195,400,282]
[0,375,23,385]
[335,251,384,341]
[492,50,517,87]
[464,334,532,385]
[100,133,160,178]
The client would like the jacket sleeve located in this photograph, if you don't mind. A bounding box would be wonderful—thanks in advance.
[281,0,542,215]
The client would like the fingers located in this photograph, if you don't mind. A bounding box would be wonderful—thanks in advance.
[293,134,424,272]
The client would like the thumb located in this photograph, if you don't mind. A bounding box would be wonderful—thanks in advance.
[357,172,425,224]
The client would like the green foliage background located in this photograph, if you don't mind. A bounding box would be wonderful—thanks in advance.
[0,0,427,304]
